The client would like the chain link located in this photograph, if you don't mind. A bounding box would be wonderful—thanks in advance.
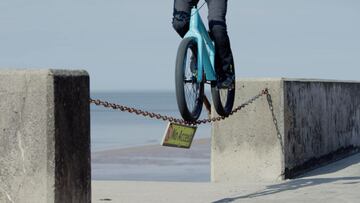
[89,88,269,126]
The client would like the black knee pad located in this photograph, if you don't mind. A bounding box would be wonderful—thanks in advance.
[172,9,191,37]
[172,19,189,38]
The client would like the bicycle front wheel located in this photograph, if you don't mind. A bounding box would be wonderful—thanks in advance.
[175,37,204,122]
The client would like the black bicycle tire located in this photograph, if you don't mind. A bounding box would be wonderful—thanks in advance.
[211,68,236,117]
[175,37,204,122]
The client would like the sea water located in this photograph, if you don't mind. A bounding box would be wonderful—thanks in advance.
[91,91,211,151]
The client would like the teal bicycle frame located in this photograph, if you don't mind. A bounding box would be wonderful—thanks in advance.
[184,7,217,83]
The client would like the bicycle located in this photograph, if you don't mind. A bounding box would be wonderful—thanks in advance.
[175,6,235,122]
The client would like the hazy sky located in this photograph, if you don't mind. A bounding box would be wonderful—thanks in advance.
[1,0,359,91]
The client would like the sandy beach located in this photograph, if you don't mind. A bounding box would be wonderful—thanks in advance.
[92,138,211,181]
[93,152,360,202]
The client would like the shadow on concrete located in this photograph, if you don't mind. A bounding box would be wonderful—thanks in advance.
[298,152,360,177]
[212,176,360,203]
[212,153,360,203]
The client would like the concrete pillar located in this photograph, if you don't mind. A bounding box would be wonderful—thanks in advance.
[211,78,360,182]
[0,70,91,202]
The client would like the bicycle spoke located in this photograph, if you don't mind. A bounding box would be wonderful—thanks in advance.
[220,89,228,105]
[182,46,199,114]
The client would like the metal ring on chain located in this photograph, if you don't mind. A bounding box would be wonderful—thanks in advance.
[89,88,269,126]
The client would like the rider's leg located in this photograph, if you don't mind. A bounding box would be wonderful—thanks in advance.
[172,0,199,37]
[173,0,200,73]
[206,0,235,86]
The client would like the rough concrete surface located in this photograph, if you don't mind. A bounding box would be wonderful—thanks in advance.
[0,70,91,203]
[212,78,285,182]
[92,152,360,203]
[284,81,360,177]
[212,78,360,182]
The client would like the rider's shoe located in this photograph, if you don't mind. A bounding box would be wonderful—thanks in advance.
[217,64,235,89]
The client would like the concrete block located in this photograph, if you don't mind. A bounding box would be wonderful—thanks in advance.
[0,70,90,202]
[211,78,360,182]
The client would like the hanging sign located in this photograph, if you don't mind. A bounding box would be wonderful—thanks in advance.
[161,122,197,149]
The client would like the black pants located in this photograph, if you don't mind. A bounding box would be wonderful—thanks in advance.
[172,0,234,78]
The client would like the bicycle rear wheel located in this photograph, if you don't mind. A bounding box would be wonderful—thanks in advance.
[211,68,235,117]
[175,37,204,122]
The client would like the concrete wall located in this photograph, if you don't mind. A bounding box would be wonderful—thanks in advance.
[0,70,90,202]
[211,78,360,182]
[284,80,360,177]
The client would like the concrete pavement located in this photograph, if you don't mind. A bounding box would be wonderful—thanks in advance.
[92,152,360,203]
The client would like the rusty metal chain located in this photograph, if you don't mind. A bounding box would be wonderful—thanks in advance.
[89,88,269,126]
[265,92,284,155]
